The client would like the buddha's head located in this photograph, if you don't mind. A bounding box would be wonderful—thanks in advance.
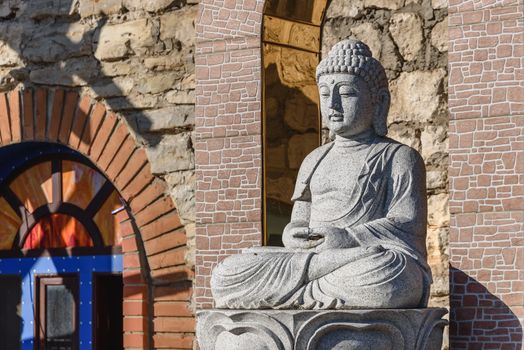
[316,39,390,138]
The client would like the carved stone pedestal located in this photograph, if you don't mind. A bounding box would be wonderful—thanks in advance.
[197,308,447,350]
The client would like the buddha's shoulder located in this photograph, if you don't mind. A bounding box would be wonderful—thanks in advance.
[378,137,424,168]
[296,143,333,175]
[302,142,333,163]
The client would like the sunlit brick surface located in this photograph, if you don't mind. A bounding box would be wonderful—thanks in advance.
[449,0,524,348]
[195,0,265,308]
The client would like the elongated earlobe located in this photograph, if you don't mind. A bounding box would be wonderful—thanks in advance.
[373,89,390,136]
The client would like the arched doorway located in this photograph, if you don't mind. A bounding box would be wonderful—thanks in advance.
[0,142,124,350]
[0,87,193,349]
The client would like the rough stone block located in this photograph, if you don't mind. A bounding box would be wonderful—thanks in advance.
[134,105,195,133]
[146,133,195,173]
[29,57,99,86]
[105,94,159,111]
[94,19,156,61]
[123,0,175,12]
[0,1,12,18]
[22,22,93,63]
[364,0,405,10]
[325,0,364,19]
[197,308,447,350]
[389,69,447,124]
[79,0,123,17]
[25,0,75,18]
[160,6,197,47]
[100,60,136,77]
[92,77,134,98]
[389,13,424,61]
[165,170,196,223]
[165,89,195,104]
[137,72,184,95]
[431,19,448,52]
[0,23,23,67]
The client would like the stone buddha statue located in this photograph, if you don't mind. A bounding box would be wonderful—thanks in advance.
[211,39,432,310]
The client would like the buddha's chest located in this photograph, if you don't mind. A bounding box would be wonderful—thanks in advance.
[308,147,374,223]
[310,149,366,196]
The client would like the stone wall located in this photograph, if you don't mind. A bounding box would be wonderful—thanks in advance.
[322,0,450,315]
[0,0,197,348]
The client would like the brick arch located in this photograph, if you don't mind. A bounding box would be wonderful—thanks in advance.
[0,87,194,349]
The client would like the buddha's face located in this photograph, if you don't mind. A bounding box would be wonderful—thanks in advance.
[318,73,375,138]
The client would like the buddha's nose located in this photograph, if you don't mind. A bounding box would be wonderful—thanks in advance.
[329,93,341,111]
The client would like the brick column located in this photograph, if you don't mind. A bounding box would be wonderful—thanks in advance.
[194,0,265,309]
[448,1,524,348]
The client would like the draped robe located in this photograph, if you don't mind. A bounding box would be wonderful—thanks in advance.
[211,137,432,309]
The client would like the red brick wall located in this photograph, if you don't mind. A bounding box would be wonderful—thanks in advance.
[0,88,194,349]
[448,0,524,347]
[195,0,265,308]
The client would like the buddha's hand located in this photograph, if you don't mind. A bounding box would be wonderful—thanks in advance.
[309,227,356,252]
[283,226,325,250]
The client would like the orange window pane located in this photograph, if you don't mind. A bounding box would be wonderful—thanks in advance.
[62,161,106,209]
[0,197,21,250]
[23,214,93,249]
[10,162,53,212]
[93,190,123,246]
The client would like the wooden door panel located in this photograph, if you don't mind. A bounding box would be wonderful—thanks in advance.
[36,275,78,350]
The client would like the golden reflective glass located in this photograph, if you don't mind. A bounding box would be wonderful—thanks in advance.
[23,214,93,249]
[62,160,106,209]
[10,161,53,213]
[264,0,328,25]
[93,189,122,246]
[0,196,21,249]
[0,157,123,251]
[263,11,322,245]
[263,16,320,52]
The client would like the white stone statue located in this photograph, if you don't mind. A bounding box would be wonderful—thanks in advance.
[211,39,432,310]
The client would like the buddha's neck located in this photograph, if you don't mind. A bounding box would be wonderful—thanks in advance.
[334,129,376,150]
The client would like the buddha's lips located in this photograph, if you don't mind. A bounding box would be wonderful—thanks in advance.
[330,114,343,122]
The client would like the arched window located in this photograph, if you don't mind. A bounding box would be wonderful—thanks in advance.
[0,142,122,251]
[262,0,328,245]
[0,142,124,349]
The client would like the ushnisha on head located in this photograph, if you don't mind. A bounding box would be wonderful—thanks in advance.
[316,39,390,136]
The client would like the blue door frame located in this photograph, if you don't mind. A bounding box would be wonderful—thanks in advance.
[0,254,123,350]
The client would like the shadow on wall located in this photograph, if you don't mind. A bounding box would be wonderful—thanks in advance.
[0,0,199,148]
[3,3,151,143]
[450,267,523,349]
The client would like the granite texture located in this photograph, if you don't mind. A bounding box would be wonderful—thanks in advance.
[210,39,431,310]
[197,308,448,350]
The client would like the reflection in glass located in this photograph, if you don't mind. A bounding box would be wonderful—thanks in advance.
[0,196,22,249]
[93,190,122,246]
[264,0,327,25]
[23,214,93,249]
[263,20,321,245]
[46,285,75,350]
[10,161,53,212]
[62,161,106,210]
